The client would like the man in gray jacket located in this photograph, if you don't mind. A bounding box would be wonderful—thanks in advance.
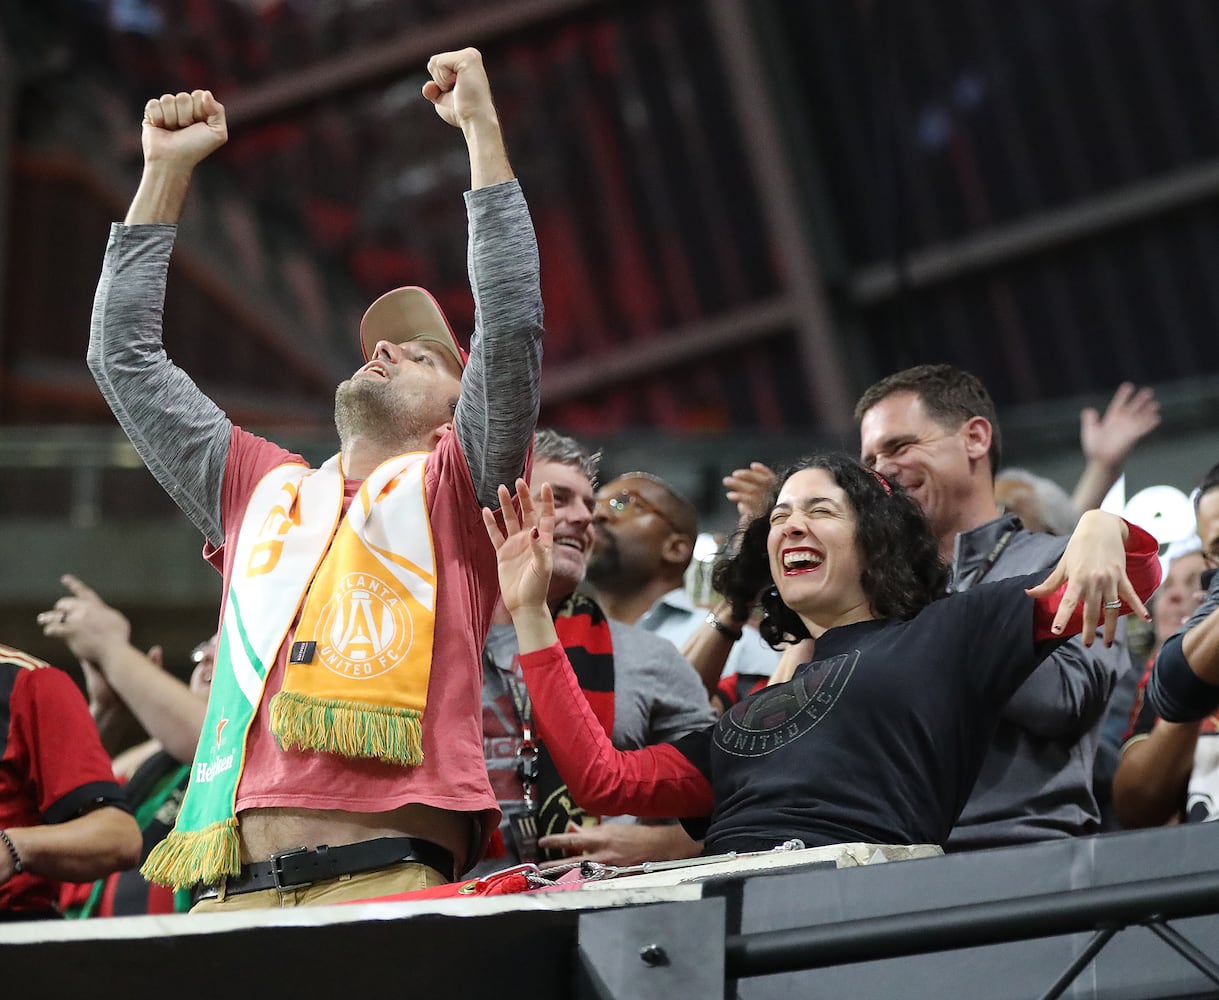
[858,364,1128,849]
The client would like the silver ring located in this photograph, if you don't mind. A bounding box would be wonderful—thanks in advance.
[1103,600,1122,610]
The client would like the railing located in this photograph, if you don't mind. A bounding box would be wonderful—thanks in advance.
[725,870,1219,1000]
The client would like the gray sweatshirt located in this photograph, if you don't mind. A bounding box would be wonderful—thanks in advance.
[88,180,543,546]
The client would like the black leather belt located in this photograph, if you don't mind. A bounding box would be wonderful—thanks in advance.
[194,836,454,900]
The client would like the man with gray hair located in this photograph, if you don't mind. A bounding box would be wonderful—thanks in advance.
[994,468,1080,537]
[477,430,714,872]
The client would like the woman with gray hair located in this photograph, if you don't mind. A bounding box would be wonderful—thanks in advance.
[995,468,1080,536]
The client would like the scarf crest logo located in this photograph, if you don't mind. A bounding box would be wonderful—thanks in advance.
[316,571,413,679]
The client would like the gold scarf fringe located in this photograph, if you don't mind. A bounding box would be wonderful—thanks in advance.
[141,818,241,890]
[269,690,424,766]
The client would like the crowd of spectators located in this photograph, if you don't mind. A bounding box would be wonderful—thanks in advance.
[1,14,1214,941]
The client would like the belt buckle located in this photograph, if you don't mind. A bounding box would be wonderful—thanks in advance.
[269,845,312,891]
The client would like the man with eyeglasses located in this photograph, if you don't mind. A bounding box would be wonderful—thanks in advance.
[39,575,213,915]
[585,472,781,706]
[476,432,714,873]
[1148,464,1219,729]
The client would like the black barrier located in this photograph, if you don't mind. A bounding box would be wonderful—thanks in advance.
[724,868,1219,983]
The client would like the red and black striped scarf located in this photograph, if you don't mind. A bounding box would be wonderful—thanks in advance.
[535,591,615,859]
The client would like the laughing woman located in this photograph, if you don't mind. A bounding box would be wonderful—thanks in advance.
[485,455,1161,855]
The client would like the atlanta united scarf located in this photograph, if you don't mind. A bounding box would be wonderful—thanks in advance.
[534,593,615,860]
[142,452,438,890]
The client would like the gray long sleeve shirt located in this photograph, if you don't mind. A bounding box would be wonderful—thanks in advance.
[946,513,1126,850]
[88,180,543,545]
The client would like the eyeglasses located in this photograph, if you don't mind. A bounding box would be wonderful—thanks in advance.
[595,488,681,532]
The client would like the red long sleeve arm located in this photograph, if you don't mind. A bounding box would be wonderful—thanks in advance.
[516,643,714,818]
[1032,521,1161,642]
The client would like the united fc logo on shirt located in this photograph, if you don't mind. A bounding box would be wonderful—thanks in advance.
[315,572,412,680]
[714,650,858,757]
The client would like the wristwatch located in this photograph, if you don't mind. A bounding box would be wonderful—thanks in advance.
[705,611,743,642]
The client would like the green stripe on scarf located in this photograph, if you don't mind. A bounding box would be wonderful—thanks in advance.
[141,592,266,890]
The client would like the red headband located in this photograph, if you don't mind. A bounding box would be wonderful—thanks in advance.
[869,469,893,495]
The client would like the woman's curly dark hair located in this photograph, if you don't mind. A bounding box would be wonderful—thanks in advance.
[711,453,948,647]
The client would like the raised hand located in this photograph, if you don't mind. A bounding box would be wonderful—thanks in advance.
[1080,382,1161,472]
[141,89,228,169]
[37,574,131,665]
[723,462,777,528]
[1026,510,1150,646]
[422,48,496,129]
[483,478,555,616]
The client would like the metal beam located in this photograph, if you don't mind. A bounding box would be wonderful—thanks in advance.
[13,153,343,390]
[704,0,854,432]
[850,158,1219,305]
[0,22,14,372]
[7,362,332,429]
[540,297,792,404]
[109,0,611,140]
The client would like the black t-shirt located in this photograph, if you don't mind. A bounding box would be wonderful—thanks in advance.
[674,572,1062,854]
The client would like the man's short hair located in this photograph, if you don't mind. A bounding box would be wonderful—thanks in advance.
[533,428,601,487]
[855,363,1002,473]
[615,471,699,538]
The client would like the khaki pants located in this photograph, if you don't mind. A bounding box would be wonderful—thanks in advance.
[190,861,449,913]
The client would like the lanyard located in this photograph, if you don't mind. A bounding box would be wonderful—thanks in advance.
[952,528,1015,593]
[485,649,541,810]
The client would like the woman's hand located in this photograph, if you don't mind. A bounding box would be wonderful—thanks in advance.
[483,478,554,616]
[1026,510,1151,646]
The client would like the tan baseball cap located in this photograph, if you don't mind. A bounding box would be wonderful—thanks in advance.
[358,286,468,370]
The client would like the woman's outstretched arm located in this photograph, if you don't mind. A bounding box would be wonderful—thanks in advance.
[485,480,714,819]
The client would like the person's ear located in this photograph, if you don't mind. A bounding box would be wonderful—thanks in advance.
[962,416,992,465]
[428,420,454,450]
[663,533,695,569]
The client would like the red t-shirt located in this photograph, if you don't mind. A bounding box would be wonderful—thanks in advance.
[203,427,503,865]
[0,647,125,915]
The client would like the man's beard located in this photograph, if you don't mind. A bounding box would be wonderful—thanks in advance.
[584,528,621,587]
[334,377,433,451]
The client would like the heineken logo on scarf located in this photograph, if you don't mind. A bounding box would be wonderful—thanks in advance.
[143,452,438,890]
